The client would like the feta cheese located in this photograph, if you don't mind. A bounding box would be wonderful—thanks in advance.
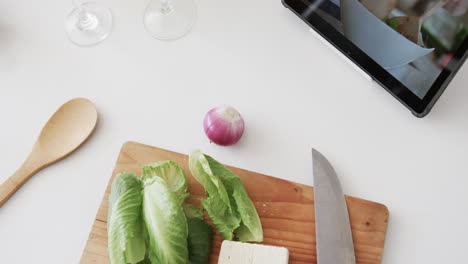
[218,240,289,264]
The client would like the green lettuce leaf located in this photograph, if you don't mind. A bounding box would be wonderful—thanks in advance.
[188,152,231,207]
[142,160,214,263]
[189,150,263,242]
[183,203,204,219]
[224,176,263,242]
[107,172,145,264]
[385,17,399,31]
[201,197,241,240]
[142,176,189,264]
[187,217,214,264]
[204,155,263,242]
[189,151,241,240]
[142,161,189,205]
[136,258,151,264]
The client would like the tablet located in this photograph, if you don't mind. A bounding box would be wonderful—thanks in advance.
[283,0,468,117]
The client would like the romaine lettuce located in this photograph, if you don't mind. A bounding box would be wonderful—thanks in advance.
[187,217,214,264]
[143,160,214,264]
[108,160,216,264]
[142,161,189,205]
[142,176,189,264]
[189,151,241,240]
[189,150,263,242]
[183,203,204,219]
[107,172,145,264]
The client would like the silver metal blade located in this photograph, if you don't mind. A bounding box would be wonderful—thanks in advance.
[312,149,356,264]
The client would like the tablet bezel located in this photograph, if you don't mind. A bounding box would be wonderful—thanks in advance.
[282,0,468,117]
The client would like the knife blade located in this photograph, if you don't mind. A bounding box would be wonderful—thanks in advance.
[313,149,356,264]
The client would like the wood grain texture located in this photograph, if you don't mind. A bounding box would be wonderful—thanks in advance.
[81,142,389,264]
[0,98,98,207]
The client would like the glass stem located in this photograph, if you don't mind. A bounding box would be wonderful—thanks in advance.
[160,0,173,14]
[73,1,99,31]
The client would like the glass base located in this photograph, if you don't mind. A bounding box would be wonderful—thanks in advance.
[65,2,113,46]
[143,0,197,41]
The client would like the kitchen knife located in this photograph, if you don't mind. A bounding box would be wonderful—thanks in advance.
[313,149,356,264]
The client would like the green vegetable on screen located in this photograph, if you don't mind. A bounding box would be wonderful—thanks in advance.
[189,150,263,242]
[385,17,399,31]
[107,172,145,264]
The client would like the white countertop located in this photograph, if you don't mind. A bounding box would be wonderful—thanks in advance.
[1,0,467,263]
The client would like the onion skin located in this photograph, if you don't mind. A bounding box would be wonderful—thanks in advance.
[203,106,245,146]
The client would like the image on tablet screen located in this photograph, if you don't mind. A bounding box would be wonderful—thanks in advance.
[307,0,468,99]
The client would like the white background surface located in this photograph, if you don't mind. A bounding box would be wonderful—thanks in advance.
[1,0,467,263]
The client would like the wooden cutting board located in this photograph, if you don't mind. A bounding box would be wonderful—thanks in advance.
[81,142,389,264]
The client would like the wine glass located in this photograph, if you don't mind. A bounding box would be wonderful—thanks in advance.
[65,0,113,46]
[143,0,197,40]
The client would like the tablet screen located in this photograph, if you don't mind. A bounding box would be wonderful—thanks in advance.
[306,0,468,99]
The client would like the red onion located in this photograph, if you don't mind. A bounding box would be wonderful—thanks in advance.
[203,106,245,146]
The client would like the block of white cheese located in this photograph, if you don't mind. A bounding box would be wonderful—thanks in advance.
[218,240,289,264]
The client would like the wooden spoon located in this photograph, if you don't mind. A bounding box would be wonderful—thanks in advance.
[390,0,445,44]
[0,98,98,207]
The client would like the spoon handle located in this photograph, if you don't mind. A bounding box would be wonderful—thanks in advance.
[0,152,43,207]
